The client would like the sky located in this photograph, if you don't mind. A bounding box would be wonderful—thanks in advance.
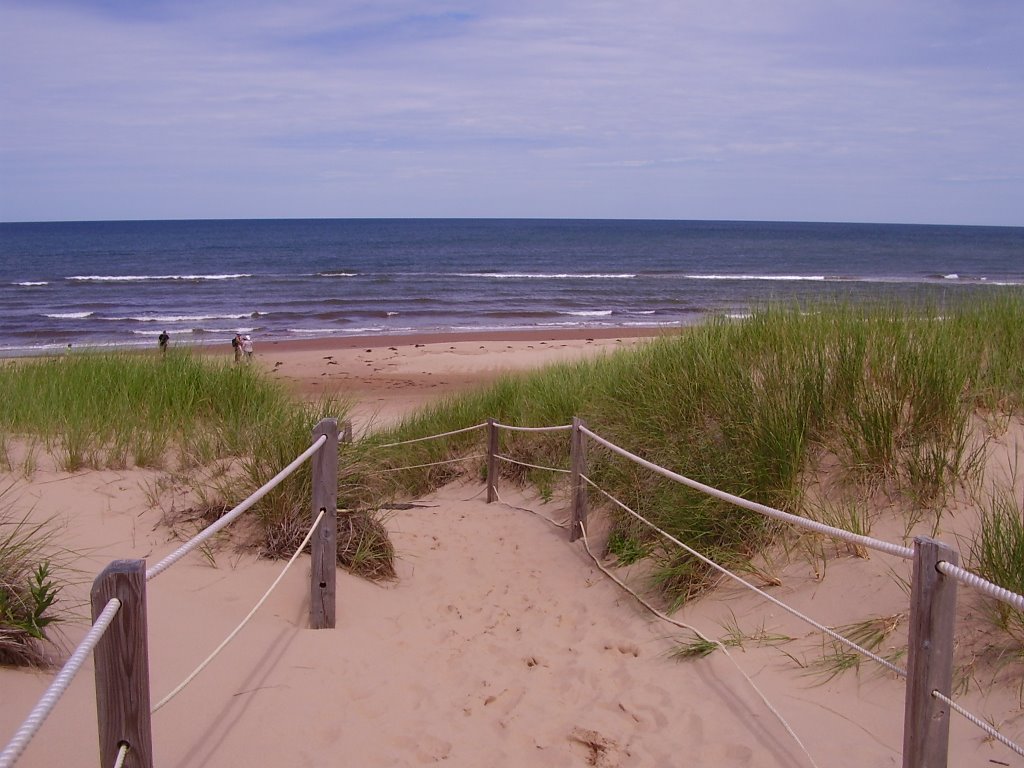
[1,0,1022,225]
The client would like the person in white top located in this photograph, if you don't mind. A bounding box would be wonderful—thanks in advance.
[241,334,254,362]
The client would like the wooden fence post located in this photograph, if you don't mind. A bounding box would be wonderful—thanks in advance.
[569,417,589,542]
[310,418,339,630]
[92,559,153,768]
[486,418,499,503]
[903,537,958,768]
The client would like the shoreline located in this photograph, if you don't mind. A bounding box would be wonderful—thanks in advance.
[251,325,670,354]
[244,326,672,430]
[0,325,675,360]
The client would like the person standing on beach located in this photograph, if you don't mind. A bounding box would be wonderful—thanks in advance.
[242,334,253,362]
[232,332,242,363]
[158,330,169,355]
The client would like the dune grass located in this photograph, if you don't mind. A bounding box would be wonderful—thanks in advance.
[3,295,1023,660]
[0,350,364,664]
[349,294,1024,607]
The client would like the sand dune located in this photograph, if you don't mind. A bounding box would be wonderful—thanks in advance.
[3,331,1023,767]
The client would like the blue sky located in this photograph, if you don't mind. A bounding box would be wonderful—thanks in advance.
[2,0,1022,225]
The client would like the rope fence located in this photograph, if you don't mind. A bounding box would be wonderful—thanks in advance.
[494,422,574,433]
[2,418,342,768]
[495,454,571,474]
[581,474,909,678]
[580,425,916,560]
[372,422,488,449]
[146,433,328,581]
[485,416,1024,765]
[368,453,487,474]
[937,560,1024,613]
[0,599,122,768]
[6,413,1024,768]
[152,507,327,713]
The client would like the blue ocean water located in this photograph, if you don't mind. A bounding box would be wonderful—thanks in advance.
[0,218,1022,354]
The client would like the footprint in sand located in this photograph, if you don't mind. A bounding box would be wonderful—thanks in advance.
[602,642,640,657]
[569,727,622,768]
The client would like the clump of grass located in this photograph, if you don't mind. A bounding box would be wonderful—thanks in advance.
[809,613,905,682]
[671,615,793,661]
[967,487,1024,644]
[337,509,395,581]
[0,351,304,471]
[0,507,64,667]
[0,351,398,584]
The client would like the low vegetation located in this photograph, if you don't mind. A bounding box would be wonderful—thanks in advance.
[0,351,367,665]
[3,293,1024,667]
[348,294,1024,613]
[0,506,63,667]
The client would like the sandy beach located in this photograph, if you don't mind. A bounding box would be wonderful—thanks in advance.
[246,327,665,430]
[3,328,1023,767]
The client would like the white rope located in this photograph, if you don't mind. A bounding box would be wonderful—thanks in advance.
[373,423,488,448]
[580,426,914,560]
[492,487,569,530]
[494,422,573,433]
[495,454,571,474]
[931,690,1024,757]
[577,523,821,768]
[112,743,129,768]
[370,453,487,474]
[146,435,327,581]
[151,508,327,713]
[583,475,908,679]
[0,598,122,768]
[936,561,1024,613]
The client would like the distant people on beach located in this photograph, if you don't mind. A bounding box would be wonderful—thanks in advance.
[242,334,253,362]
[232,332,242,363]
[158,330,169,354]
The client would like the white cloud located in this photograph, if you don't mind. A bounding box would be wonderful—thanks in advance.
[1,0,1022,223]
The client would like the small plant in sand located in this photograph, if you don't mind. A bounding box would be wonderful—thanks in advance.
[670,614,793,661]
[808,613,905,682]
[0,508,64,667]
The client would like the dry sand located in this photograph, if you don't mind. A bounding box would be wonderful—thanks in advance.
[3,330,1023,767]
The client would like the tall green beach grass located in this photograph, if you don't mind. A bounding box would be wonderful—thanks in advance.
[352,294,1024,606]
[0,350,346,664]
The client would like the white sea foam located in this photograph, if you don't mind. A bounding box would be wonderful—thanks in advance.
[106,313,254,322]
[560,310,614,317]
[454,272,636,279]
[287,328,344,334]
[68,273,251,282]
[14,281,49,286]
[685,274,826,281]
[318,272,359,277]
[45,311,94,319]
[943,273,959,280]
[386,311,400,317]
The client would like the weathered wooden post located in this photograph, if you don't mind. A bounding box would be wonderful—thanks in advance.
[310,418,339,629]
[903,537,958,768]
[92,560,153,768]
[486,418,499,503]
[569,417,589,542]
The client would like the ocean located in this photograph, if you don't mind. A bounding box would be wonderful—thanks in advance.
[1,218,1022,355]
